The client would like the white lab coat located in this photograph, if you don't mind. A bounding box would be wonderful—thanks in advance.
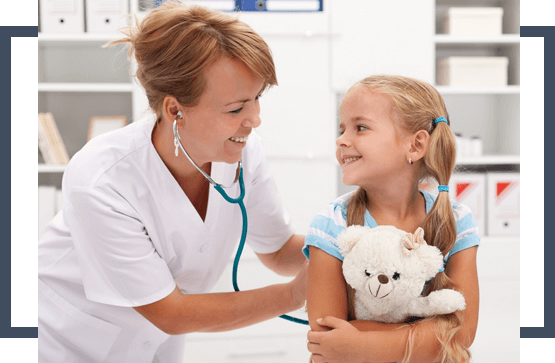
[38,115,295,362]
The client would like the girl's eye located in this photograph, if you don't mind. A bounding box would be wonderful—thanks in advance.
[357,125,368,131]
[229,94,262,114]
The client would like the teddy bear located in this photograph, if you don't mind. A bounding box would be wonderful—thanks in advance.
[338,225,466,324]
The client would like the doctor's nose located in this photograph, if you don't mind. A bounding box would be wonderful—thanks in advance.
[242,106,261,128]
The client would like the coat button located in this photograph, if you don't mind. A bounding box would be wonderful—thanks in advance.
[200,243,210,252]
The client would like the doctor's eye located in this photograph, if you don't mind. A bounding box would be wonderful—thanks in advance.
[365,270,371,277]
[229,95,262,114]
[392,272,400,280]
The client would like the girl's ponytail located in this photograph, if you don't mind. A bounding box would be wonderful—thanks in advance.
[421,118,471,363]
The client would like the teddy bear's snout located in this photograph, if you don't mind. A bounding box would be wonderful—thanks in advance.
[367,273,394,299]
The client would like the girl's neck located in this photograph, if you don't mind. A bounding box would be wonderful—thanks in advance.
[362,182,426,231]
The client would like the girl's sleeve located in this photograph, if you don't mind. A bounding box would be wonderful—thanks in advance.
[303,203,347,262]
[445,202,481,263]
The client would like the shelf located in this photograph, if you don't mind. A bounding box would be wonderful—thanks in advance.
[436,85,519,95]
[435,34,520,44]
[38,164,67,173]
[38,83,134,92]
[38,33,123,44]
[456,155,519,165]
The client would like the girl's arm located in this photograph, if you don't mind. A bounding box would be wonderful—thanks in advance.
[308,246,479,363]
[306,246,349,332]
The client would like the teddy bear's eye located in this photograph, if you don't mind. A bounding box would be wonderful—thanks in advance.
[365,270,371,277]
[392,272,400,280]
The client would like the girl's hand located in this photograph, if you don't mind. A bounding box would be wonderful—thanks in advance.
[307,316,364,363]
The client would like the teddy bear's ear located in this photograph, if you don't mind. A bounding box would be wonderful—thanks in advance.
[338,225,370,255]
[413,227,426,246]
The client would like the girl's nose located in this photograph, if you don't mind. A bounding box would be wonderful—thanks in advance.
[336,131,349,147]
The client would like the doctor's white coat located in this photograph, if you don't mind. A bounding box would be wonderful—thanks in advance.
[38,116,295,362]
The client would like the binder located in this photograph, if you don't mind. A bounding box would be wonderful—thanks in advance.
[39,0,85,33]
[38,115,56,164]
[86,0,129,33]
[38,113,70,164]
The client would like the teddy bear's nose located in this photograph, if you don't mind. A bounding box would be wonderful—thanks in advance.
[378,274,389,284]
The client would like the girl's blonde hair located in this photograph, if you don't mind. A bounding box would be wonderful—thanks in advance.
[343,75,471,363]
[104,0,277,121]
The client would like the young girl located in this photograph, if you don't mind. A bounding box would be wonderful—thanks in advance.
[304,75,479,363]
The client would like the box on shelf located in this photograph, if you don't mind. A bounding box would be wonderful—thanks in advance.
[487,173,519,236]
[449,173,486,236]
[39,0,85,33]
[444,7,503,35]
[437,57,508,87]
[86,0,130,33]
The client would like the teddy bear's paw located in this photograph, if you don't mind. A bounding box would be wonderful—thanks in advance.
[428,289,466,314]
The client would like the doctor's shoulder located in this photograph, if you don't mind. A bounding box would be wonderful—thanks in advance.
[63,120,148,189]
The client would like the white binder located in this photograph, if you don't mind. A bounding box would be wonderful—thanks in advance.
[86,0,129,33]
[39,0,85,33]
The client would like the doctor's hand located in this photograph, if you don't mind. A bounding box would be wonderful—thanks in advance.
[307,317,365,363]
[288,260,308,309]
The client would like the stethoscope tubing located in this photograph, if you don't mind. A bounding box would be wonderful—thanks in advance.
[173,113,308,325]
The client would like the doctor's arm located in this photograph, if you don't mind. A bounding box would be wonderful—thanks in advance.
[255,234,306,276]
[133,260,307,335]
[307,247,479,363]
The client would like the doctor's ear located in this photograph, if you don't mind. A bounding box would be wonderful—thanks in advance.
[162,95,184,125]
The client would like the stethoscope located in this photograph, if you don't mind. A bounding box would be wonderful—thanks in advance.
[173,111,308,325]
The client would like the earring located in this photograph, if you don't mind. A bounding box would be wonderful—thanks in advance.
[408,157,412,165]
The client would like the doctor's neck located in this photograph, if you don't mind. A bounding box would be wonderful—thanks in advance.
[151,117,212,183]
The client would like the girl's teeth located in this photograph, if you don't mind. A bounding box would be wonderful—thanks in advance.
[344,157,361,164]
[229,136,248,143]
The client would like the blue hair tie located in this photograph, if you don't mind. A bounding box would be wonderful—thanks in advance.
[438,185,449,193]
[434,116,448,125]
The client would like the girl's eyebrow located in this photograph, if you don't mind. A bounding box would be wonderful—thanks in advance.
[351,116,374,123]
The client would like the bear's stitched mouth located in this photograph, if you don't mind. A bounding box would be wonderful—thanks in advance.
[371,284,392,299]
[368,274,394,298]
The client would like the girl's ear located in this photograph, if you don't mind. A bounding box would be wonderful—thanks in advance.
[408,130,430,163]
[338,225,370,255]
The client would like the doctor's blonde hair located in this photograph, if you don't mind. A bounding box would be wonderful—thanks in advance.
[343,75,471,363]
[105,0,277,120]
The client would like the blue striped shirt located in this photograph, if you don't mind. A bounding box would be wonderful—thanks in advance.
[303,190,480,263]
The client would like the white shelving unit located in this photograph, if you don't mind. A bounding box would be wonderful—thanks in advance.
[434,0,520,159]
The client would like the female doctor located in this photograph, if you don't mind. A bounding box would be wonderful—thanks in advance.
[38,2,308,362]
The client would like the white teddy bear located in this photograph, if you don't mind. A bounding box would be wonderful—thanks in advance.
[338,225,466,324]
